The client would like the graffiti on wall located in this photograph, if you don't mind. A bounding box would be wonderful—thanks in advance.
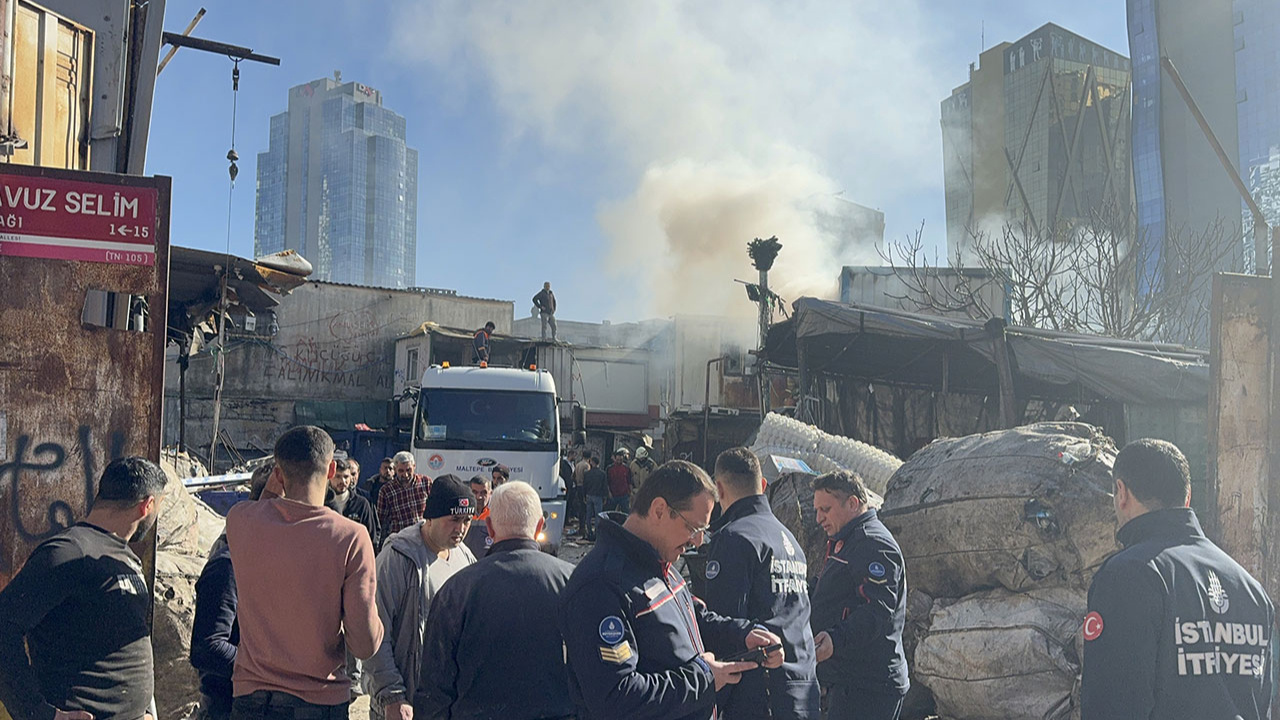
[0,425,124,576]
[261,306,421,390]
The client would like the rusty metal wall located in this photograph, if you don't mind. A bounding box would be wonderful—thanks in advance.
[0,165,169,589]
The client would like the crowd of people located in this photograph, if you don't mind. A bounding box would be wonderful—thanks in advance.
[0,426,1272,720]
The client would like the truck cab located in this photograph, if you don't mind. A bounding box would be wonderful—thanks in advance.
[411,365,567,553]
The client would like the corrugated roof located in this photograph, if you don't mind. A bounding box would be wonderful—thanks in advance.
[307,279,510,304]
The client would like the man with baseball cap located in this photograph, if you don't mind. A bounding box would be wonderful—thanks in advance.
[364,476,478,720]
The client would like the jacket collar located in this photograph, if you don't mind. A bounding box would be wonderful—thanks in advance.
[488,538,540,555]
[1116,507,1204,548]
[597,512,665,573]
[832,508,878,543]
[713,494,771,531]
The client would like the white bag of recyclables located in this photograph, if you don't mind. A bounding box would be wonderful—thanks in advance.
[914,587,1085,720]
[751,413,902,493]
[880,422,1117,598]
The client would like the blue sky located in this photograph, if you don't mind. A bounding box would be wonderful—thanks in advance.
[147,0,1129,323]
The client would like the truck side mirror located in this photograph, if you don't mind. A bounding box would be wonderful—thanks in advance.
[574,430,587,446]
[573,405,586,433]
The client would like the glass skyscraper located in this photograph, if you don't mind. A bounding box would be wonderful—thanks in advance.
[941,24,1132,263]
[254,75,419,288]
[1235,0,1280,257]
[1126,0,1247,277]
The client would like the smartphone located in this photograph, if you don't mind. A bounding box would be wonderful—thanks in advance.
[721,642,784,665]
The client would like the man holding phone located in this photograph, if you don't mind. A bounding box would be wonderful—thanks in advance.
[560,460,786,720]
[703,448,820,719]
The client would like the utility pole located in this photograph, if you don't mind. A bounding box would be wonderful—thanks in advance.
[747,237,782,418]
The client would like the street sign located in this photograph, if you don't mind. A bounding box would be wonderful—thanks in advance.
[0,171,159,265]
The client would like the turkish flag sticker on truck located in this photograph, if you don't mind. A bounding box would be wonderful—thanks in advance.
[1082,611,1104,641]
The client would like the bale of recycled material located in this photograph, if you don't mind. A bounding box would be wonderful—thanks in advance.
[913,587,1086,720]
[881,423,1117,598]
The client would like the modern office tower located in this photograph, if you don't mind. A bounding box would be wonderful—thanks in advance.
[1234,0,1280,252]
[1128,0,1243,276]
[941,24,1132,263]
[255,73,419,287]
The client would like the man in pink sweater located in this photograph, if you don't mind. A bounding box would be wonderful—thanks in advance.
[226,426,384,720]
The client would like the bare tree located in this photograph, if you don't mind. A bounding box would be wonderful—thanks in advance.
[881,203,1241,346]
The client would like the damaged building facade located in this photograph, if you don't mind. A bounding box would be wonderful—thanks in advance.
[165,277,511,470]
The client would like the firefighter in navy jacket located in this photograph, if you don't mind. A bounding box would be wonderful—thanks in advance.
[809,470,909,720]
[560,460,786,720]
[702,448,820,719]
[1081,439,1274,720]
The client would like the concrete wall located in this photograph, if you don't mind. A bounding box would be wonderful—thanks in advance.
[839,266,1008,320]
[165,281,512,466]
[671,315,758,411]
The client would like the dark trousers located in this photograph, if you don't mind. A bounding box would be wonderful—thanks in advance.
[824,686,903,720]
[199,693,232,720]
[232,691,349,720]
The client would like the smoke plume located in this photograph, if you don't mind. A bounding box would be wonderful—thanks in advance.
[393,0,948,318]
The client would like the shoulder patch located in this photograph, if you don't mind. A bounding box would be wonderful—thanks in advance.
[599,616,625,645]
[705,560,721,580]
[1082,611,1104,641]
[868,561,886,578]
[599,640,632,664]
[782,532,795,556]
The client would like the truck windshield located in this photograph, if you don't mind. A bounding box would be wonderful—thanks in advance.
[415,389,557,451]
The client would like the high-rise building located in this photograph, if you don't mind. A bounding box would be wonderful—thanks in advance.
[255,74,419,288]
[1127,0,1243,277]
[1234,0,1280,248]
[941,24,1133,263]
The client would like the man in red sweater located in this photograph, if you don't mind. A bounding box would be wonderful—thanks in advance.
[226,426,384,720]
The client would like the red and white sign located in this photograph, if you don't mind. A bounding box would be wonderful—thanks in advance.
[1082,611,1104,641]
[0,174,159,266]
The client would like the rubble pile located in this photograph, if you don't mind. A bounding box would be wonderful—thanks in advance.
[154,451,227,719]
[881,423,1118,720]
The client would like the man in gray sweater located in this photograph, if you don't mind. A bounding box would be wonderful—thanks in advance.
[363,476,477,720]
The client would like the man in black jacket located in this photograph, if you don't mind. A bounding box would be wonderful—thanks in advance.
[809,470,908,720]
[560,460,785,720]
[1081,439,1274,720]
[326,457,378,547]
[415,481,576,719]
[191,464,274,720]
[532,282,557,341]
[0,457,166,720]
[703,448,820,719]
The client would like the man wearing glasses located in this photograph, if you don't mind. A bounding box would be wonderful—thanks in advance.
[560,460,786,720]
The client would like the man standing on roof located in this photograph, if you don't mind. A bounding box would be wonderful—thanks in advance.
[533,282,558,342]
[473,321,496,365]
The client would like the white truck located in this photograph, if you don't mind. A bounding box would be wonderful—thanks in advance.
[410,364,571,553]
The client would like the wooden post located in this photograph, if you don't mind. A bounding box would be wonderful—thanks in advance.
[1269,231,1280,693]
[985,317,1018,429]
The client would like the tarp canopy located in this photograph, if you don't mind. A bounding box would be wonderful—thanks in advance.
[765,298,1208,405]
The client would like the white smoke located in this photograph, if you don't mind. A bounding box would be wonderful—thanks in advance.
[392,0,949,317]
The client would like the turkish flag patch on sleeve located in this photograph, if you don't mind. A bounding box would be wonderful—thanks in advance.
[1082,611,1104,641]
